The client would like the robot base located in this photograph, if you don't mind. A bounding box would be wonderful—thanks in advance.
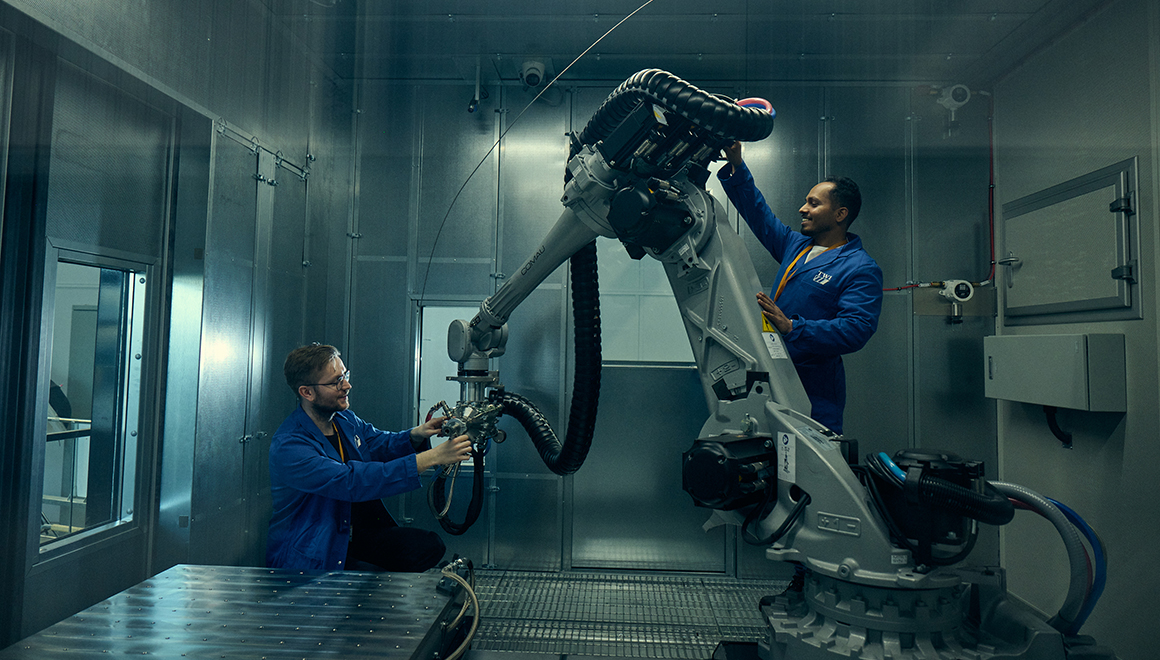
[758,570,1075,660]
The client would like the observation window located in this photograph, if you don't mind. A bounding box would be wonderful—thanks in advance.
[41,260,146,549]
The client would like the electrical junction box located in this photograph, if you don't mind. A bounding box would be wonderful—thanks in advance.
[983,334,1126,412]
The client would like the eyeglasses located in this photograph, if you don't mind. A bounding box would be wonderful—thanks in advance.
[307,370,351,390]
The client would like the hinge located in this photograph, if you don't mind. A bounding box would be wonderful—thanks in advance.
[1111,260,1137,284]
[1109,194,1134,215]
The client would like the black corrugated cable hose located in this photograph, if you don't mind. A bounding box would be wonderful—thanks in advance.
[494,241,600,476]
[908,475,1015,526]
[429,445,485,536]
[575,68,774,152]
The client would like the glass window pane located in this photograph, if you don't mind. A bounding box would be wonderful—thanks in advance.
[41,261,145,548]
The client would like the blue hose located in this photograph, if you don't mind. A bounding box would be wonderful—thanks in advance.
[1048,497,1107,636]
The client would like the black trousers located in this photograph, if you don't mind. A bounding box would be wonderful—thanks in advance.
[345,499,446,573]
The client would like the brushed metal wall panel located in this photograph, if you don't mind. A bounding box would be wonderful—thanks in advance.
[498,85,569,287]
[262,173,307,431]
[357,83,420,259]
[46,60,170,258]
[827,86,908,289]
[492,476,562,570]
[396,475,490,568]
[205,1,269,137]
[842,293,913,459]
[348,259,414,431]
[911,97,992,283]
[415,86,498,298]
[572,365,724,572]
[156,112,214,570]
[489,287,565,476]
[191,143,257,563]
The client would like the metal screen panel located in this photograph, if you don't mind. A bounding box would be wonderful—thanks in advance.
[572,365,723,572]
[489,287,565,476]
[492,476,561,570]
[348,258,413,430]
[499,85,569,285]
[414,86,498,298]
[46,61,170,258]
[357,83,419,260]
[190,142,258,565]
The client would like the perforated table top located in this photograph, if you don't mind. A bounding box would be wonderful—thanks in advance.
[0,564,462,660]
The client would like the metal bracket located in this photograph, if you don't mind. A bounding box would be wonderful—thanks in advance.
[1111,259,1137,284]
[1109,194,1134,215]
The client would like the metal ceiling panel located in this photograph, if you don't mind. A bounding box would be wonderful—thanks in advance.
[272,0,1108,87]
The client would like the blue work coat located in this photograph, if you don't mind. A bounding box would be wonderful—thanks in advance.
[266,406,421,571]
[719,163,883,432]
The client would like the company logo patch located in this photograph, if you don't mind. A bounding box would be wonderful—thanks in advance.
[813,271,833,286]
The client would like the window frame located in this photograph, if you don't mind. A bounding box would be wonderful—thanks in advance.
[33,244,157,562]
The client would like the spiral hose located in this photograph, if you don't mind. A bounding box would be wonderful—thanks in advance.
[991,481,1088,634]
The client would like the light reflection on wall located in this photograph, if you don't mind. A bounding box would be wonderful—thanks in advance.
[201,338,242,368]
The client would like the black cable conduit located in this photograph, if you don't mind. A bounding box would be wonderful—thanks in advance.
[428,445,486,536]
[576,68,775,152]
[909,476,1016,526]
[495,240,600,476]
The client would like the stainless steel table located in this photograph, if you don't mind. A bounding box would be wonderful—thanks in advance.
[0,564,467,659]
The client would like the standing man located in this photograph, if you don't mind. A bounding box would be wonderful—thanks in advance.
[267,343,472,572]
[718,142,883,433]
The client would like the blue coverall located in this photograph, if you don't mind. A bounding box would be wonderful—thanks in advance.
[719,163,883,432]
[266,406,422,571]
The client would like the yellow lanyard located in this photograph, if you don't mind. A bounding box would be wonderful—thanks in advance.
[331,422,345,463]
[773,242,845,302]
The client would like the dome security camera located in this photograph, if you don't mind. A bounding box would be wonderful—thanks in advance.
[937,84,971,112]
[520,60,546,88]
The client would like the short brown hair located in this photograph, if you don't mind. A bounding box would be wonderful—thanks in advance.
[284,344,340,395]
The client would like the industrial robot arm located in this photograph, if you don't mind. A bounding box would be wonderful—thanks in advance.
[438,69,1112,660]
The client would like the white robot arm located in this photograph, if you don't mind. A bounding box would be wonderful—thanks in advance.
[439,70,1112,660]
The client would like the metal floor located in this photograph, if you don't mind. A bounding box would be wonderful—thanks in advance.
[470,570,788,658]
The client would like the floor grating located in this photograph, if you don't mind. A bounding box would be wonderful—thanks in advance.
[471,570,788,658]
